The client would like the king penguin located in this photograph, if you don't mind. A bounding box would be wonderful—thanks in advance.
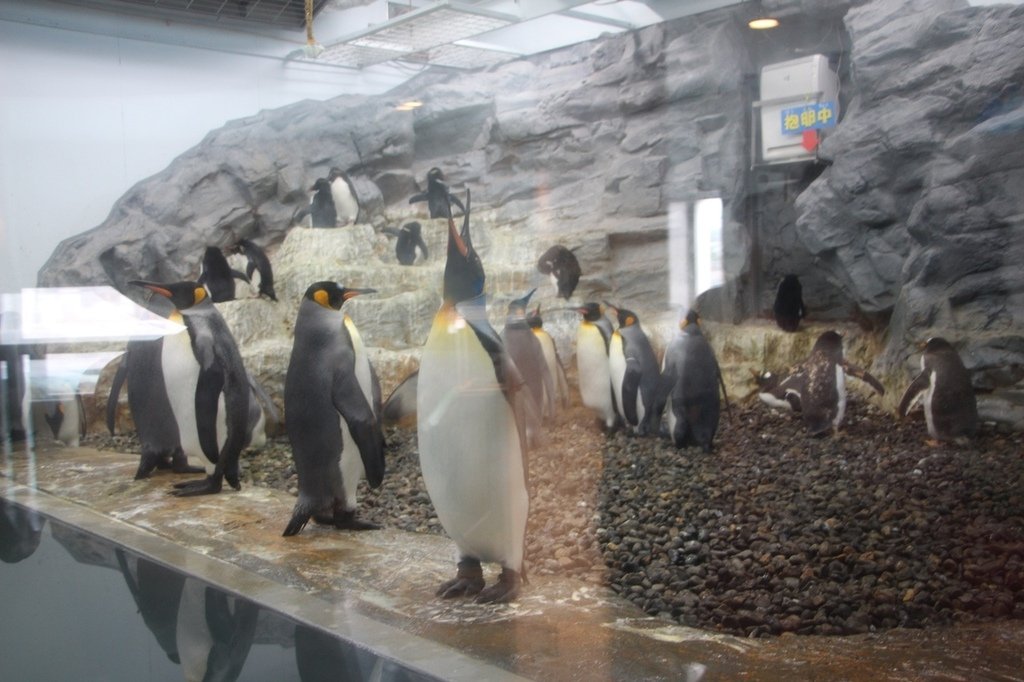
[417,188,530,603]
[527,305,570,412]
[409,167,465,219]
[897,337,978,443]
[574,303,618,431]
[773,274,805,332]
[282,282,384,536]
[328,167,360,226]
[795,330,885,436]
[231,239,276,301]
[658,309,729,453]
[130,280,251,495]
[606,303,663,435]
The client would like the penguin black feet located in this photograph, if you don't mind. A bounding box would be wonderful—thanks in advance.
[171,474,226,497]
[283,510,311,537]
[437,558,484,599]
[312,508,380,531]
[476,567,522,604]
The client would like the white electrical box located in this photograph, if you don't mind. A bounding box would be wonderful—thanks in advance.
[758,54,840,163]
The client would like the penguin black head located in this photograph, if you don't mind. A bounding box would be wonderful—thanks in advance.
[130,280,207,310]
[922,337,955,354]
[812,330,844,357]
[404,221,422,236]
[442,189,483,304]
[507,288,537,317]
[604,302,638,328]
[427,167,444,185]
[576,302,604,322]
[681,308,701,329]
[310,178,331,193]
[328,167,346,182]
[303,281,375,311]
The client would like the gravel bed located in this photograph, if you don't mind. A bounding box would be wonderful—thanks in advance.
[87,396,1024,638]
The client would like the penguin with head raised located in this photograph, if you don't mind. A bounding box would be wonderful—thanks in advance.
[282,282,384,536]
[897,337,978,444]
[293,178,337,228]
[527,305,570,411]
[231,239,276,301]
[417,188,530,603]
[536,245,582,300]
[773,274,805,332]
[198,246,249,303]
[502,288,555,422]
[129,280,251,495]
[795,330,885,436]
[409,167,465,219]
[606,302,663,436]
[574,303,618,431]
[382,221,429,266]
[658,309,729,453]
[328,167,360,226]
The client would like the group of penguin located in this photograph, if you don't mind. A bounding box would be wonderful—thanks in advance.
[102,164,979,606]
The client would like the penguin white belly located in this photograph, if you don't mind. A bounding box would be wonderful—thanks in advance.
[339,416,365,511]
[418,310,528,569]
[344,317,374,409]
[759,392,793,411]
[536,332,567,406]
[833,365,847,429]
[923,369,938,438]
[331,180,358,225]
[577,325,615,425]
[162,329,205,470]
[57,397,80,447]
[608,333,627,421]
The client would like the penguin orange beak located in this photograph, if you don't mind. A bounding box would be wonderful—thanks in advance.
[448,215,468,258]
[343,288,376,300]
[129,280,172,299]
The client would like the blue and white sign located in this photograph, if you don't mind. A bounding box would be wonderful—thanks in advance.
[781,101,837,135]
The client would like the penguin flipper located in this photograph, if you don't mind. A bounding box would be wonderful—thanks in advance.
[408,191,428,205]
[230,269,250,283]
[331,370,385,489]
[897,372,930,417]
[622,360,643,427]
[414,233,430,261]
[842,362,886,396]
[194,365,225,465]
[106,358,128,435]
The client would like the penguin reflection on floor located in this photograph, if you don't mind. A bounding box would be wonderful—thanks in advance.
[574,303,618,432]
[606,302,663,435]
[536,245,582,300]
[230,239,277,301]
[282,282,385,536]
[328,167,360,226]
[382,222,429,265]
[198,246,248,303]
[773,274,805,332]
[409,167,465,218]
[129,280,251,495]
[417,189,529,603]
[658,309,729,453]
[898,337,978,444]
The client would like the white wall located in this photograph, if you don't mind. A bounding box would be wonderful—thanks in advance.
[0,3,410,294]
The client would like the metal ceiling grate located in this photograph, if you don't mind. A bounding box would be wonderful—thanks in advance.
[55,0,329,30]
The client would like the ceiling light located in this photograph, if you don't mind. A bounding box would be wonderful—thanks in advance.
[748,16,780,29]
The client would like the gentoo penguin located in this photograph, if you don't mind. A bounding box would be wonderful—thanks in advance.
[536,245,582,300]
[294,178,337,228]
[328,167,360,226]
[231,239,277,301]
[794,330,885,436]
[198,246,248,303]
[175,577,259,682]
[408,167,465,219]
[753,368,803,413]
[382,222,429,265]
[606,303,663,435]
[773,274,805,332]
[575,303,618,431]
[658,309,729,452]
[282,282,385,536]
[130,280,251,495]
[417,188,529,603]
[381,370,418,428]
[897,337,978,443]
[502,288,555,421]
[527,305,570,411]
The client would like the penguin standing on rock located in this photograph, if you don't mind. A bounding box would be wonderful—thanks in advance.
[417,189,529,603]
[536,245,582,300]
[658,309,729,452]
[282,282,384,536]
[793,330,885,436]
[231,239,276,301]
[897,337,978,444]
[382,222,429,265]
[606,303,663,436]
[198,247,249,303]
[409,167,465,219]
[129,280,251,495]
[575,303,618,431]
[294,178,337,228]
[773,274,805,332]
[328,167,360,226]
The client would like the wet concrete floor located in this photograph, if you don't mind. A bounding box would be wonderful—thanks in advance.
[2,445,1022,681]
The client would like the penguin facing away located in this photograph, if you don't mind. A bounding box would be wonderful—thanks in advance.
[129,280,251,496]
[328,167,360,226]
[417,188,530,603]
[793,330,885,436]
[536,245,582,300]
[502,288,556,422]
[606,302,663,436]
[574,302,618,431]
[294,178,337,228]
[773,274,805,332]
[658,309,730,452]
[382,222,429,266]
[897,337,978,443]
[231,239,277,301]
[282,282,385,536]
[527,305,570,411]
[198,246,249,303]
[409,167,465,219]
